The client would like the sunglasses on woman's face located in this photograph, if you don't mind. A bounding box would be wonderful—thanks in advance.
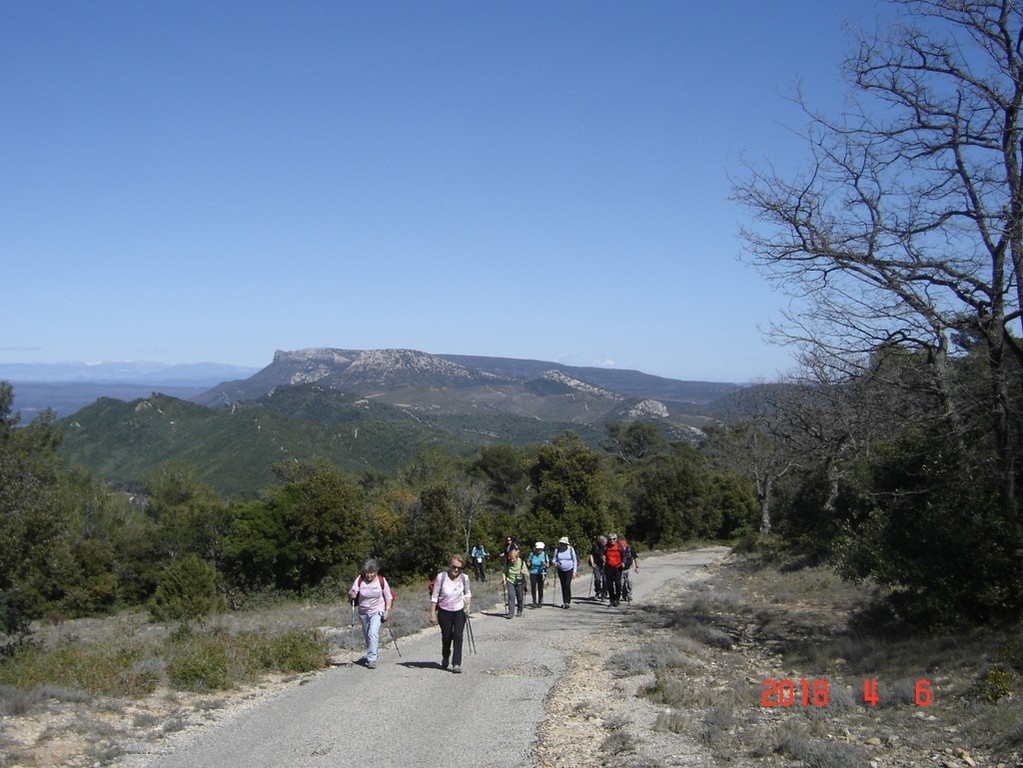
[449,564,462,570]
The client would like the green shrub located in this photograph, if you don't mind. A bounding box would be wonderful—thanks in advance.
[996,638,1023,674]
[0,588,34,656]
[245,630,328,673]
[149,554,227,622]
[0,642,159,697]
[166,634,232,691]
[977,666,1015,703]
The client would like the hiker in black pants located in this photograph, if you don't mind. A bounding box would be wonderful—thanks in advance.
[469,541,488,581]
[552,536,578,608]
[429,555,472,673]
[603,533,625,606]
[501,546,528,618]
[527,542,549,607]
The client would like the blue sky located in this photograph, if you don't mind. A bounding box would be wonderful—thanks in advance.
[2,1,889,383]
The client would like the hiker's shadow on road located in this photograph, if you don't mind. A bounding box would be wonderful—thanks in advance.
[398,661,447,671]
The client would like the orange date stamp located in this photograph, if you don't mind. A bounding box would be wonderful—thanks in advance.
[760,678,933,708]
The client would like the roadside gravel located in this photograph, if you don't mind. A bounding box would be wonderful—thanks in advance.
[534,553,731,768]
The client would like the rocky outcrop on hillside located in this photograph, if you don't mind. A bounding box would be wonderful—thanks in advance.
[267,348,499,388]
[540,370,624,402]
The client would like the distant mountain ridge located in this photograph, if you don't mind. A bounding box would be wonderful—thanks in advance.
[50,347,741,496]
[435,353,737,402]
[196,347,738,409]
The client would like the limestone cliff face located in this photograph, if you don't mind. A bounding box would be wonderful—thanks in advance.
[270,347,493,388]
[540,370,624,402]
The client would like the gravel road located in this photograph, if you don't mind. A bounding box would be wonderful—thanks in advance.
[114,547,730,768]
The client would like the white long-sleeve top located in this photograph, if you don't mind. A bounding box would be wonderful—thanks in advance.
[431,570,471,612]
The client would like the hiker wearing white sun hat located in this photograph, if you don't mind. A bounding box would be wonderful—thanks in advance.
[527,542,549,607]
[552,536,579,608]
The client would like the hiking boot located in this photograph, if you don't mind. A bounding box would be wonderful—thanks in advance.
[367,661,377,669]
[451,665,462,674]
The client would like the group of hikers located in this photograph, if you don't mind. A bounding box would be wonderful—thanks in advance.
[347,533,639,674]
[490,533,639,616]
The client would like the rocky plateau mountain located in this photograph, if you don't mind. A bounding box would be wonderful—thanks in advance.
[195,347,738,432]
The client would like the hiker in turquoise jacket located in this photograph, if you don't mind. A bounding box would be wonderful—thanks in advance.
[527,542,550,607]
[469,541,489,582]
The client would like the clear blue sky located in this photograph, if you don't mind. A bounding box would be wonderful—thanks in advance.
[2,0,889,383]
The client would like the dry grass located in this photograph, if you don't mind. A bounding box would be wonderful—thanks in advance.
[0,574,508,767]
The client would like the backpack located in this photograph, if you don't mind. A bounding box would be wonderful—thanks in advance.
[356,575,395,606]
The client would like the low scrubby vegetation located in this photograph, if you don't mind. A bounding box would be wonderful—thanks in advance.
[608,554,1023,766]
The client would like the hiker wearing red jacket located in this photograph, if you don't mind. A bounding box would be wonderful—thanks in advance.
[603,533,627,606]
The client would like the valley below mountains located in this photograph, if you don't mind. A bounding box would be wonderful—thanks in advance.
[46,347,741,496]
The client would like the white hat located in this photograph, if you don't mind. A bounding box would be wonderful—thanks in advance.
[535,541,545,549]
[558,536,570,544]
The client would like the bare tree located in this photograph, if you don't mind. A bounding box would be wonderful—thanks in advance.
[733,0,1023,520]
[455,480,488,555]
[707,387,797,536]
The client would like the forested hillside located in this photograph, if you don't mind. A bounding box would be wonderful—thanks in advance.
[56,385,609,496]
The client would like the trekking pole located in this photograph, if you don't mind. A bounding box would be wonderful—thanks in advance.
[348,601,358,665]
[465,611,477,655]
[385,621,402,657]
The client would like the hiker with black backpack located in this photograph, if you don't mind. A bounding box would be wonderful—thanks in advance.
[429,554,472,673]
[347,558,393,669]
